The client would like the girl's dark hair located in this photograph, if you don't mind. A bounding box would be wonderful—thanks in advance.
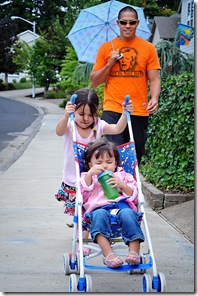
[118,6,138,19]
[74,87,99,117]
[83,138,120,172]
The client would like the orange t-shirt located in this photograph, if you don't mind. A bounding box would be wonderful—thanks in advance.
[93,36,161,116]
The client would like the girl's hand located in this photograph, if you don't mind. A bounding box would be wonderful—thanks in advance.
[107,174,124,189]
[122,100,134,113]
[108,174,133,196]
[88,164,105,177]
[65,101,76,115]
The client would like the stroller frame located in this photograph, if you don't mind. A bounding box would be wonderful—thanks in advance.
[63,95,166,292]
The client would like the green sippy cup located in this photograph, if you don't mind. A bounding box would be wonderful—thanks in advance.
[97,170,119,200]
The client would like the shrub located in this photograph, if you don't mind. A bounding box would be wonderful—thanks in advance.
[0,82,16,90]
[7,83,16,90]
[45,90,65,99]
[20,77,27,83]
[0,82,6,91]
[95,83,105,116]
[140,72,194,192]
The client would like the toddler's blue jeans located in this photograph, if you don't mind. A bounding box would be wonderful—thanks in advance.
[89,201,145,245]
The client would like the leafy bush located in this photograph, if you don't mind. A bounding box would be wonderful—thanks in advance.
[45,89,65,99]
[95,83,105,116]
[140,72,194,192]
[0,82,16,90]
[20,77,27,83]
[59,46,79,92]
[0,82,6,91]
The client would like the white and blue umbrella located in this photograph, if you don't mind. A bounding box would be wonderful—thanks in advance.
[67,0,151,63]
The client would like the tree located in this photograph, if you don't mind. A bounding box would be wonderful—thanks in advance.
[0,0,101,36]
[13,17,69,93]
[31,39,59,94]
[12,40,31,70]
[0,0,68,33]
[59,46,79,92]
[41,16,68,72]
[0,16,19,83]
[156,0,180,11]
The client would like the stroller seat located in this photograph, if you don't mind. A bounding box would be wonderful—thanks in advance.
[74,140,141,240]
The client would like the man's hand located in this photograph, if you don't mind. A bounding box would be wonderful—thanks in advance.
[147,98,158,114]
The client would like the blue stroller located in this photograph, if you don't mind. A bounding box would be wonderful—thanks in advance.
[63,95,166,292]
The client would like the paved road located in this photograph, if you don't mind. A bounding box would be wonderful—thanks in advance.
[0,89,195,293]
[0,97,39,152]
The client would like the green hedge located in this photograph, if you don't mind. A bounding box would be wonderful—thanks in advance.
[140,72,194,192]
[0,82,16,91]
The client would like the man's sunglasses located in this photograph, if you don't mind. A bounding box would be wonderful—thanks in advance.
[119,20,138,26]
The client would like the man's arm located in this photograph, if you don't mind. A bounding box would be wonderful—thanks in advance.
[147,69,161,114]
[90,66,111,88]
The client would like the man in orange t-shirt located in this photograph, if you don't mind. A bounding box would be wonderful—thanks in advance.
[90,6,161,164]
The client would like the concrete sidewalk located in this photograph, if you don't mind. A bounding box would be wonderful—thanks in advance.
[0,89,195,292]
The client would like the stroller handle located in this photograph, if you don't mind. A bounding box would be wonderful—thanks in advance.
[124,95,131,122]
[69,94,78,121]
[124,94,134,142]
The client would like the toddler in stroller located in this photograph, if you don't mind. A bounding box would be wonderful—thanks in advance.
[81,138,145,268]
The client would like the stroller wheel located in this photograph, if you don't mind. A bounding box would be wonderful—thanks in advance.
[85,274,92,292]
[69,274,78,292]
[63,253,73,275]
[157,272,166,292]
[142,274,152,292]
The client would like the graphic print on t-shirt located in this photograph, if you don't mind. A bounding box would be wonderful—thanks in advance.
[111,47,144,78]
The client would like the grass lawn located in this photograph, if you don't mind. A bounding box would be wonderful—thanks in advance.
[14,81,41,89]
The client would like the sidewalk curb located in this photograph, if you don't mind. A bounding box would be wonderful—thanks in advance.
[141,174,194,210]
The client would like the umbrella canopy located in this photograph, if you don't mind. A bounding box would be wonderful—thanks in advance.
[67,0,151,63]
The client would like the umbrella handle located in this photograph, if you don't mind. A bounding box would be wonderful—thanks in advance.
[116,53,123,60]
[69,94,78,121]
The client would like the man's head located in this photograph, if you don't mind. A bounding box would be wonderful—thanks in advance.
[117,6,140,41]
[118,6,138,20]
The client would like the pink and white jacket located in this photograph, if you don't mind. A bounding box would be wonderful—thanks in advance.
[80,167,138,214]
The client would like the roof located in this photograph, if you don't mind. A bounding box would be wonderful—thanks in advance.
[153,15,181,39]
[17,30,40,44]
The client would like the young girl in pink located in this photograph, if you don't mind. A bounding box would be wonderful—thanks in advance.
[55,87,133,255]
